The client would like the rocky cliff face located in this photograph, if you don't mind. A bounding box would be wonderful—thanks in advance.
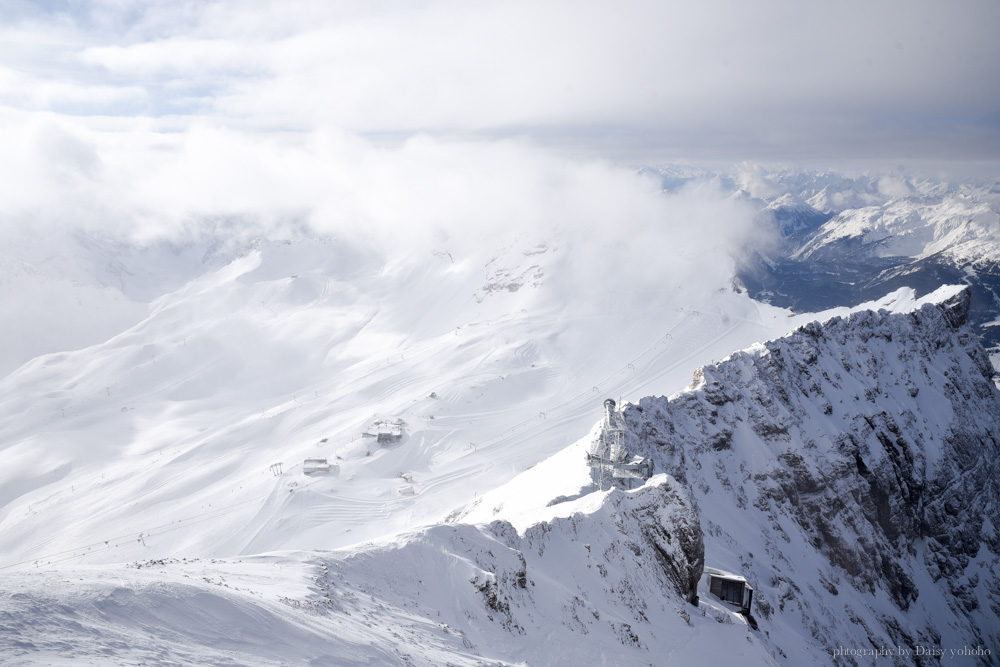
[616,286,1000,664]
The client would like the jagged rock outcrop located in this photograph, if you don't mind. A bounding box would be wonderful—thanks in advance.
[616,286,1000,664]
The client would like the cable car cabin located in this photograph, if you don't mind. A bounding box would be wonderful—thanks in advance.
[705,568,753,615]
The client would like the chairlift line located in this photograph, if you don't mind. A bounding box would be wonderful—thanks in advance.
[0,492,272,571]
[464,309,697,450]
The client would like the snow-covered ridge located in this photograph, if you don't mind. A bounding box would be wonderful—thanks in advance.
[614,285,1000,662]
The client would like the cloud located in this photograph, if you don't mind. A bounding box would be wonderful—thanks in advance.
[0,1,988,314]
[877,174,914,199]
[1,0,998,161]
[0,65,146,112]
[0,114,759,305]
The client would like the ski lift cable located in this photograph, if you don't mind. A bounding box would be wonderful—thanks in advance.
[3,493,268,570]
[1,492,273,571]
[469,309,699,448]
[485,311,695,437]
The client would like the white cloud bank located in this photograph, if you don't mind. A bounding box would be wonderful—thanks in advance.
[0,0,988,333]
[0,116,755,266]
[0,114,759,376]
[1,0,998,162]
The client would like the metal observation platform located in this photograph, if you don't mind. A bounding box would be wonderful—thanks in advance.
[586,398,653,490]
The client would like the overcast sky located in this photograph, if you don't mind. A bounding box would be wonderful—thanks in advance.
[2,0,998,164]
[0,0,998,258]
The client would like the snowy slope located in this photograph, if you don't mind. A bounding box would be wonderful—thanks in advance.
[2,232,995,664]
[0,231,802,571]
[0,227,796,665]
[2,165,1000,665]
[1,478,757,667]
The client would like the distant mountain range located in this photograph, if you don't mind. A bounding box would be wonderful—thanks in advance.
[645,166,1000,356]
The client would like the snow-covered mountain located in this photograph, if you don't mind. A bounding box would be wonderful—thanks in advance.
[2,219,996,664]
[2,166,1000,664]
[794,191,1000,266]
[718,168,1000,361]
[612,285,1000,664]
